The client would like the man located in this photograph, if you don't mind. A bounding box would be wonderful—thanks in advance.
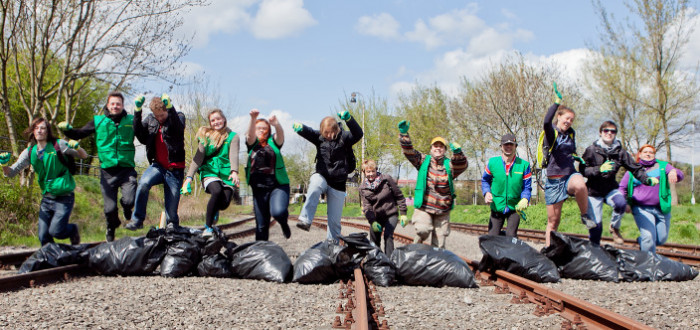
[481,133,532,237]
[397,120,468,249]
[58,91,136,242]
[125,94,186,230]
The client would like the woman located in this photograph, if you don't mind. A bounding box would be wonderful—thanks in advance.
[1,118,87,246]
[581,121,655,245]
[359,159,408,257]
[542,83,592,247]
[619,145,683,253]
[245,109,291,241]
[293,110,363,243]
[181,109,239,236]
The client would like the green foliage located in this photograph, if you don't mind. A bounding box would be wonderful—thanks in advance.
[0,179,39,245]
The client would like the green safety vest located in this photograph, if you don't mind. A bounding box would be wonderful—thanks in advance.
[414,155,454,209]
[30,143,75,196]
[94,114,135,168]
[245,136,289,186]
[627,160,671,214]
[487,156,528,213]
[198,132,237,186]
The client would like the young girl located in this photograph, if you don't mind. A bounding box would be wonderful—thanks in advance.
[181,109,239,236]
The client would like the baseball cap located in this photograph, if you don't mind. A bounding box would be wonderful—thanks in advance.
[500,133,517,145]
[430,136,448,147]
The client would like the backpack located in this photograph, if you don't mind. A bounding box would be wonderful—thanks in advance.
[535,128,575,170]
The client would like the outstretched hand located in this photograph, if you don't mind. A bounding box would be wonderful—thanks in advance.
[337,110,351,121]
[249,109,259,118]
[161,93,173,109]
[0,152,10,165]
[269,115,278,126]
[553,82,562,104]
[292,122,303,132]
[134,95,145,111]
[397,120,410,134]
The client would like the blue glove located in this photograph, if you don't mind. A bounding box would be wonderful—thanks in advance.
[161,93,173,109]
[398,120,410,134]
[0,152,10,165]
[134,95,145,112]
[337,111,351,121]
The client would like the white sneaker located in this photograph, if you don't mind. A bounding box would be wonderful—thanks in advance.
[202,226,214,237]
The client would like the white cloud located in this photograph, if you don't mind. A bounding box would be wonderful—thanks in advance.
[356,13,400,39]
[251,0,317,39]
[228,109,315,155]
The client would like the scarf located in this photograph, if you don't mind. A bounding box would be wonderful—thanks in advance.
[364,172,383,190]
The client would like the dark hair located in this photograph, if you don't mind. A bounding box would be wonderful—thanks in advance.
[599,121,617,132]
[23,117,56,144]
[107,91,124,103]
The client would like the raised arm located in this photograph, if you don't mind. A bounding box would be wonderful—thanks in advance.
[397,120,424,170]
[269,115,284,147]
[245,109,260,146]
[339,111,363,145]
[2,148,31,178]
[449,143,468,178]
[58,119,96,140]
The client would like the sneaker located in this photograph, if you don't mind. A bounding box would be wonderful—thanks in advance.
[202,225,214,237]
[580,215,597,230]
[106,227,116,242]
[610,225,625,244]
[125,221,143,231]
[280,221,291,239]
[70,229,81,245]
[296,221,311,232]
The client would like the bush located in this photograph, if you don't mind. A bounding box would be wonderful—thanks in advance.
[0,179,39,245]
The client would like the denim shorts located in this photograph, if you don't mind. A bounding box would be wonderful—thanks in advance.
[545,173,580,205]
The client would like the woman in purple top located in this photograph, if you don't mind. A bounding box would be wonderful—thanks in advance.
[619,144,683,252]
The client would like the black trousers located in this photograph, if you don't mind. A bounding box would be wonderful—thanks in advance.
[488,210,520,237]
[100,167,137,229]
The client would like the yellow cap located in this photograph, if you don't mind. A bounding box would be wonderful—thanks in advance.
[430,136,448,147]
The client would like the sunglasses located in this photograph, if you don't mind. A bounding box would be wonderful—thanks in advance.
[602,128,617,134]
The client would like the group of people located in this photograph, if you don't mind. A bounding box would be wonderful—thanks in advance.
[0,86,685,254]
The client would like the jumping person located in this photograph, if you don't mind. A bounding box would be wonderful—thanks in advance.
[57,91,137,241]
[359,159,408,257]
[293,110,363,243]
[245,109,291,241]
[397,120,467,249]
[181,109,239,236]
[1,118,87,246]
[126,94,186,230]
[581,121,657,245]
[542,83,592,247]
[481,133,532,238]
[619,145,683,253]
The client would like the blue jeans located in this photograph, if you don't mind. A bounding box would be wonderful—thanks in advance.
[587,189,627,244]
[131,164,184,227]
[38,194,77,246]
[299,173,345,242]
[252,184,290,241]
[632,205,671,253]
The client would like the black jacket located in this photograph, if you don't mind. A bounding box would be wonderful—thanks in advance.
[581,140,649,197]
[134,107,186,165]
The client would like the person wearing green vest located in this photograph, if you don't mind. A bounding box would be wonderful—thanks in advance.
[181,109,240,236]
[398,120,468,249]
[481,134,532,238]
[2,117,87,246]
[245,109,291,241]
[58,91,137,242]
[619,144,684,253]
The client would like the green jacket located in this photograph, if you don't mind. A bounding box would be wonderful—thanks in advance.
[30,142,75,196]
[487,156,528,213]
[414,155,454,209]
[245,136,289,186]
[198,132,237,186]
[94,114,135,168]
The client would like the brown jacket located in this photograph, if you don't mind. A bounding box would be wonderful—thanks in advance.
[360,174,407,223]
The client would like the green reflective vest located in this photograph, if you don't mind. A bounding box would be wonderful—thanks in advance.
[30,143,75,196]
[488,156,528,213]
[414,155,454,209]
[94,114,135,168]
[245,136,290,186]
[198,132,236,186]
[627,160,671,214]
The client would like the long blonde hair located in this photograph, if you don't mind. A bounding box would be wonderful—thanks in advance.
[196,109,230,148]
[320,116,340,140]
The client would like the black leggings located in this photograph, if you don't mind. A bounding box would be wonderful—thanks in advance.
[205,181,233,227]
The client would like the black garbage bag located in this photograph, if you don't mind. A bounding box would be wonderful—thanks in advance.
[159,226,205,278]
[201,227,230,257]
[603,245,699,282]
[478,235,560,283]
[292,240,361,284]
[541,231,619,282]
[230,241,292,283]
[391,244,478,288]
[19,243,91,274]
[197,253,233,278]
[362,248,396,287]
[88,236,167,276]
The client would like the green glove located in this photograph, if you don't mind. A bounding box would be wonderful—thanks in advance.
[397,120,410,134]
[180,181,192,195]
[572,155,585,165]
[600,160,615,173]
[292,123,303,132]
[67,140,80,149]
[553,82,562,105]
[337,110,350,121]
[371,221,382,233]
[161,93,173,109]
[399,215,408,228]
[515,198,528,212]
[134,95,145,111]
[450,142,462,153]
[517,210,527,222]
[646,177,659,186]
[57,121,73,131]
[0,152,10,165]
